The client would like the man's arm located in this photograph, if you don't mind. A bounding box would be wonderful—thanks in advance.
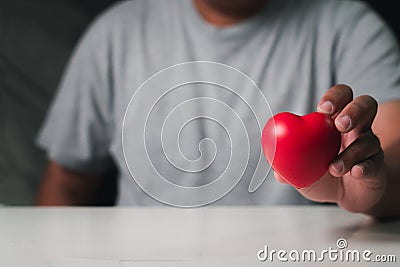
[275,85,400,218]
[35,161,103,206]
[367,100,400,217]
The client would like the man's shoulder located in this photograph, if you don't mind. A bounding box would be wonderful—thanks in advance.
[94,0,150,26]
[81,0,178,42]
[96,0,177,25]
[305,0,376,24]
[292,0,380,35]
[299,0,370,12]
[291,0,371,18]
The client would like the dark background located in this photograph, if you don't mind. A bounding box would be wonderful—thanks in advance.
[0,0,399,205]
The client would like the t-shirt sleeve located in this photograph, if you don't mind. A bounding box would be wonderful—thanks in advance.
[332,1,400,103]
[37,14,115,174]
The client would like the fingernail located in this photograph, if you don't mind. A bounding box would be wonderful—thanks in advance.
[336,115,351,131]
[331,160,344,174]
[318,101,334,114]
[355,165,364,175]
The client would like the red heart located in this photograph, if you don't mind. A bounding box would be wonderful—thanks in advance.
[262,112,341,188]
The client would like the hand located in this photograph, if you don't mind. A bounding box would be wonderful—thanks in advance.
[274,84,387,213]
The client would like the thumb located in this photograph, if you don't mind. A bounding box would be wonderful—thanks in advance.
[274,172,288,184]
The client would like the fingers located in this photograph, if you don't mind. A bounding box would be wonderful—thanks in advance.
[317,84,353,116]
[329,131,382,177]
[335,95,378,133]
[317,84,378,134]
[350,150,385,179]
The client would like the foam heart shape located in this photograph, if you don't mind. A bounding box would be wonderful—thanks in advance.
[262,112,341,188]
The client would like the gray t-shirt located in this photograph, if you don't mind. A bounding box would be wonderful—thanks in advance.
[38,0,400,206]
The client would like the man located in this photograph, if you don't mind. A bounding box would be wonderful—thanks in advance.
[36,0,400,217]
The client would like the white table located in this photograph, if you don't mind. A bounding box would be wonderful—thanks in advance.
[0,206,399,266]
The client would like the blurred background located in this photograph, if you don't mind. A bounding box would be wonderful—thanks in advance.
[0,0,399,206]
